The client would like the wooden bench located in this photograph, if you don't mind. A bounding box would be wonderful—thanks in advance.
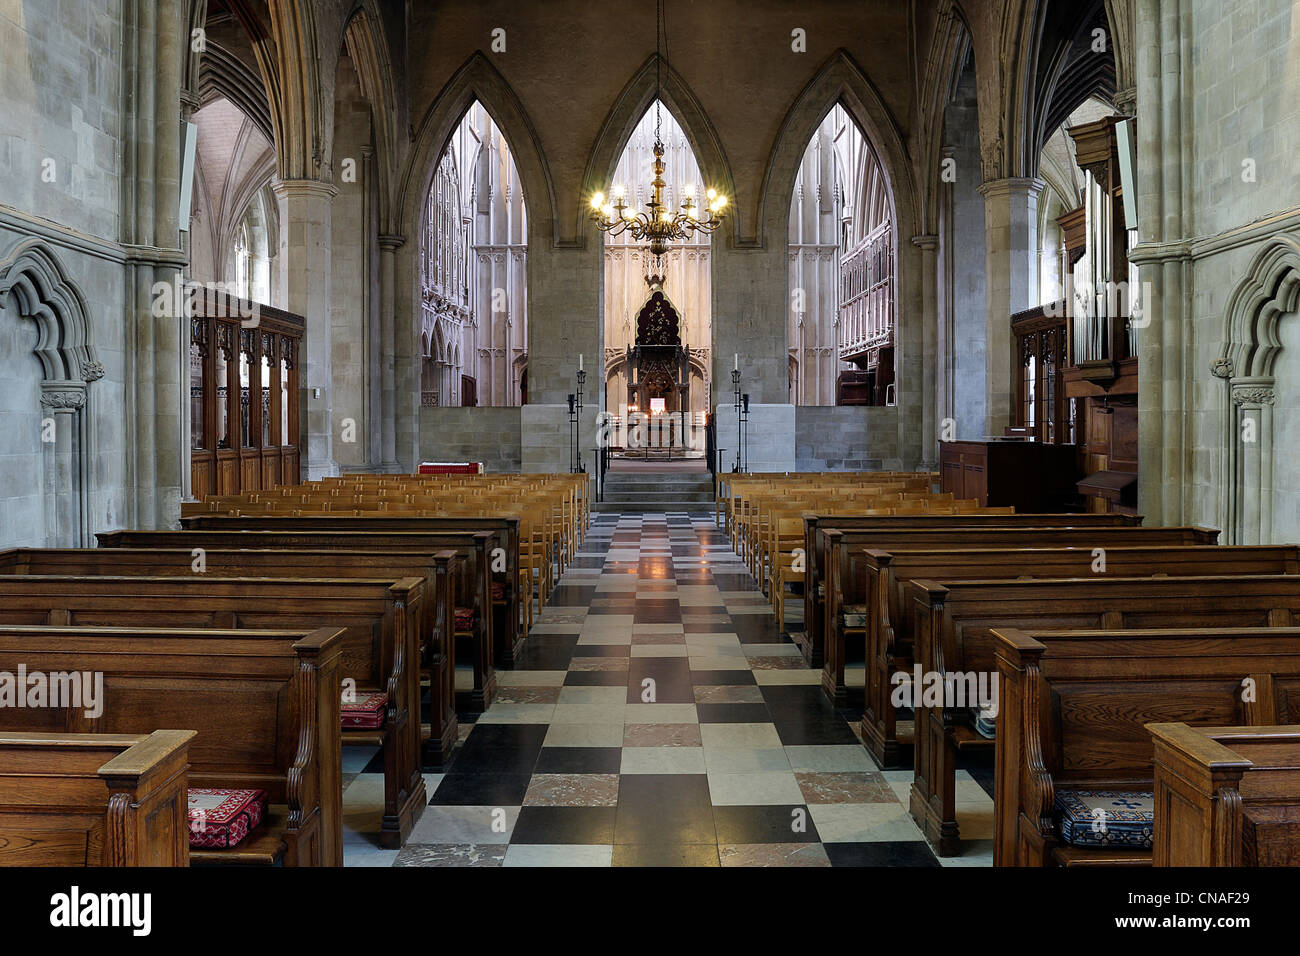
[0,624,344,864]
[813,524,1219,708]
[991,626,1300,866]
[0,575,423,848]
[1,545,467,756]
[1149,722,1300,867]
[853,542,1298,767]
[173,514,523,666]
[909,574,1300,855]
[98,527,504,713]
[0,729,194,866]
[801,513,1165,666]
[97,528,500,712]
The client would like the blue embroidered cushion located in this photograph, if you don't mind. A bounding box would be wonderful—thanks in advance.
[1055,789,1154,849]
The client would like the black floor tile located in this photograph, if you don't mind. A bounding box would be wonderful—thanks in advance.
[824,841,941,867]
[612,843,721,867]
[533,747,623,774]
[564,671,630,686]
[510,806,618,844]
[713,805,821,844]
[614,775,716,844]
[689,669,758,686]
[430,772,533,806]
[696,703,772,723]
[626,658,695,703]
[546,585,597,606]
[570,645,633,657]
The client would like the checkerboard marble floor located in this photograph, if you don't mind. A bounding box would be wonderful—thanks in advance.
[342,512,996,867]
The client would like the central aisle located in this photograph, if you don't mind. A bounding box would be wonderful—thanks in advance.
[344,511,994,866]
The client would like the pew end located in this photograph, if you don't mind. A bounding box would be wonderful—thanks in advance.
[0,729,195,867]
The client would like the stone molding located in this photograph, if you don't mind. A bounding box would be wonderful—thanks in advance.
[40,384,87,411]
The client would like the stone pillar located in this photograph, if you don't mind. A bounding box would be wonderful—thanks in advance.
[978,178,1044,436]
[274,179,338,479]
[912,234,939,469]
[1131,0,1189,527]
[39,385,85,548]
[710,242,795,472]
[521,240,602,473]
[120,0,185,528]
[378,234,402,470]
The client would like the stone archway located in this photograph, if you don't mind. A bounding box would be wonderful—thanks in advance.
[1213,236,1300,543]
[0,239,103,546]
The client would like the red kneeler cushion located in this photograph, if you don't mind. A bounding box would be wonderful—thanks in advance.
[491,581,505,601]
[454,607,476,632]
[188,788,267,849]
[341,691,387,729]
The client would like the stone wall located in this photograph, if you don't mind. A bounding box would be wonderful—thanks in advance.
[1137,0,1300,542]
[793,405,902,471]
[0,0,131,546]
[419,405,523,473]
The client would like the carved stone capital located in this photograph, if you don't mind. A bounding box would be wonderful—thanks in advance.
[41,384,86,411]
[1232,384,1275,406]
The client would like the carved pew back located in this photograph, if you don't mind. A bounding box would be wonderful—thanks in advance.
[991,628,1300,866]
[0,575,424,848]
[0,546,464,759]
[853,543,1300,767]
[804,518,1215,668]
[168,515,522,664]
[0,729,194,866]
[907,574,1300,856]
[1149,722,1300,867]
[0,625,345,865]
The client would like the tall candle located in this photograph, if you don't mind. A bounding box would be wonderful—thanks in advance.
[734,353,739,371]
[579,353,583,372]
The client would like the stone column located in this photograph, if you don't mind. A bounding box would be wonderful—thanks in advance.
[978,177,1044,436]
[120,0,186,528]
[274,178,338,479]
[710,242,795,472]
[378,234,402,470]
[1131,0,1189,527]
[912,234,939,469]
[39,385,85,548]
[521,240,602,474]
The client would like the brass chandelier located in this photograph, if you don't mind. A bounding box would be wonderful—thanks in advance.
[589,0,727,264]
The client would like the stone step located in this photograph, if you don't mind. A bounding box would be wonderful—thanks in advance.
[591,501,716,513]
[603,481,713,494]
[602,491,715,504]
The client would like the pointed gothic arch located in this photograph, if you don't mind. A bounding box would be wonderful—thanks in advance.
[0,239,103,547]
[1213,236,1300,544]
[399,53,554,241]
[582,55,737,244]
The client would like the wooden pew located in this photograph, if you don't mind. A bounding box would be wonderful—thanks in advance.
[991,626,1300,866]
[0,545,466,756]
[801,513,1168,667]
[813,524,1219,697]
[1149,722,1300,867]
[98,527,503,712]
[0,575,423,849]
[0,729,194,866]
[853,542,1299,767]
[0,625,344,865]
[173,514,523,666]
[909,574,1300,856]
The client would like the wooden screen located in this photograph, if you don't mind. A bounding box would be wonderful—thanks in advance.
[189,293,303,499]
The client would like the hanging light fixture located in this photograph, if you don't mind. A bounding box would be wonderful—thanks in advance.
[589,0,727,269]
